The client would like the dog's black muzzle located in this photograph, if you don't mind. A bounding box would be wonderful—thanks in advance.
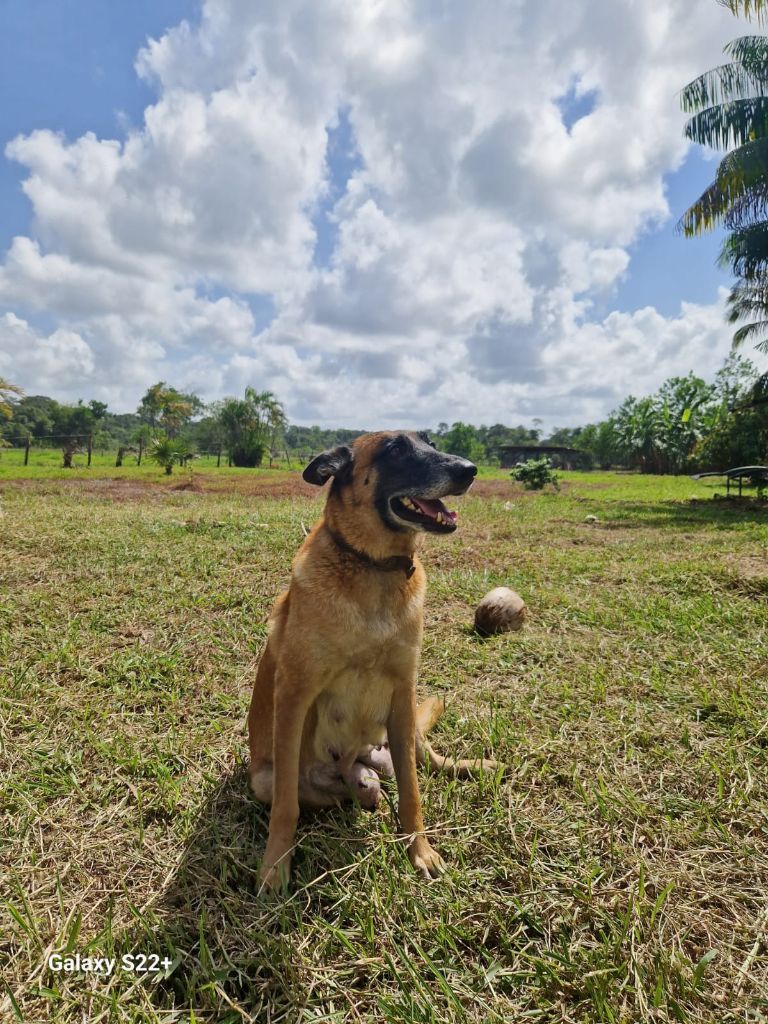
[376,435,478,534]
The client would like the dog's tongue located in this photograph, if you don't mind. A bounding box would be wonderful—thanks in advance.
[413,497,458,524]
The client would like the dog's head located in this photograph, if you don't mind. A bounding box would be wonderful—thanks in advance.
[303,431,477,534]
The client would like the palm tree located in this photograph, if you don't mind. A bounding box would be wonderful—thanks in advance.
[0,377,23,419]
[680,4,768,348]
[216,388,286,467]
[147,436,192,475]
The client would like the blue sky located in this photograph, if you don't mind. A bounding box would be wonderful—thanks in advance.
[0,3,730,311]
[0,1,196,244]
[0,0,755,427]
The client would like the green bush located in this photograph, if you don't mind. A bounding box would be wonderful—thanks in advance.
[511,456,560,491]
[230,442,266,468]
[147,436,193,475]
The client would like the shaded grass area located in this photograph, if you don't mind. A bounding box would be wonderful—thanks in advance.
[1,471,767,1022]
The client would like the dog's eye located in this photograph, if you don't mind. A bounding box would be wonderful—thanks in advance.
[389,437,408,456]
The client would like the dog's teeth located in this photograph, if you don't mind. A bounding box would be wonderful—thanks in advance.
[436,512,443,524]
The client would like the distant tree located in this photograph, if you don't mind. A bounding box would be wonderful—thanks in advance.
[130,423,153,463]
[137,382,167,428]
[50,402,96,468]
[479,423,540,461]
[216,388,286,467]
[159,395,194,437]
[0,395,56,443]
[690,350,766,467]
[654,374,716,473]
[88,400,108,421]
[577,421,622,469]
[138,383,200,437]
[0,377,23,420]
[713,350,761,405]
[543,426,583,447]
[440,422,485,463]
[189,414,226,453]
[612,397,661,472]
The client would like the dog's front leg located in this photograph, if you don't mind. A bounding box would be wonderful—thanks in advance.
[259,672,312,893]
[388,684,446,880]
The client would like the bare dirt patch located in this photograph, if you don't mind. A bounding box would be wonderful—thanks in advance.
[734,554,768,580]
[0,477,167,502]
[0,471,320,502]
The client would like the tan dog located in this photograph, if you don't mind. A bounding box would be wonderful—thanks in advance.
[248,430,498,891]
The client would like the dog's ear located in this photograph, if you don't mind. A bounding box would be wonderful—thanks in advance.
[303,445,353,486]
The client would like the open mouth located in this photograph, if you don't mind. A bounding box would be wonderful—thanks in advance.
[390,495,459,532]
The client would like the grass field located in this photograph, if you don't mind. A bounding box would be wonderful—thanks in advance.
[1,464,767,1023]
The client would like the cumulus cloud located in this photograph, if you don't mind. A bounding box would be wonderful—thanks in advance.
[0,314,94,393]
[0,0,756,426]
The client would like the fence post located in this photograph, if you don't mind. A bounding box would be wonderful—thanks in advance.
[24,435,31,466]
[217,445,222,468]
[137,438,143,466]
[87,434,93,467]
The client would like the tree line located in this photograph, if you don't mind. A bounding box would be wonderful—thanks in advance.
[0,382,288,470]
[2,352,766,473]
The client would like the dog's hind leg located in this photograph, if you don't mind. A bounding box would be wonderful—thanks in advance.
[414,696,503,778]
[416,696,446,734]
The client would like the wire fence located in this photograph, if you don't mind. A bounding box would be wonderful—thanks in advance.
[0,434,314,469]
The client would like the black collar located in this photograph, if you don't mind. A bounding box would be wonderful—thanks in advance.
[326,526,416,579]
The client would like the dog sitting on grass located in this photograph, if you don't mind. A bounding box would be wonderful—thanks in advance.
[247,430,499,892]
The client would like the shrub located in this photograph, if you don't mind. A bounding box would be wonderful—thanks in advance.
[230,441,266,468]
[148,436,192,475]
[511,456,560,491]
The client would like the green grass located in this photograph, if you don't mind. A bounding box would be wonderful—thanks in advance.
[1,467,767,1023]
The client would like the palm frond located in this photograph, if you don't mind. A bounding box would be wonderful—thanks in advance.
[677,137,768,234]
[684,96,768,148]
[726,281,768,351]
[724,35,768,62]
[724,179,768,226]
[681,53,768,112]
[732,318,768,349]
[726,281,768,321]
[718,0,768,23]
[719,219,768,277]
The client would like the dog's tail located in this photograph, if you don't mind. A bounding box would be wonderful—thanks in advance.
[415,696,503,778]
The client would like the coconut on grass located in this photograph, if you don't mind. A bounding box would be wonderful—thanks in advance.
[474,586,526,636]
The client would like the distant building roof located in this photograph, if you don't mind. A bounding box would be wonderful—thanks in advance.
[498,444,581,454]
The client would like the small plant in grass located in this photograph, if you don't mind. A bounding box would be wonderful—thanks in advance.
[511,456,560,490]
[148,435,192,475]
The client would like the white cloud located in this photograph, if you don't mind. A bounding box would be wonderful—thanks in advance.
[0,314,94,393]
[0,0,757,427]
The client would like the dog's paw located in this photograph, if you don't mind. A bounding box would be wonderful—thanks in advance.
[408,840,446,880]
[258,855,292,894]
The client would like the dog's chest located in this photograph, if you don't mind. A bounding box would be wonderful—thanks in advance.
[313,673,393,761]
[310,597,420,763]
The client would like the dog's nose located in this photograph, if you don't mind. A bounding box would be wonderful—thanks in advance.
[453,459,477,483]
